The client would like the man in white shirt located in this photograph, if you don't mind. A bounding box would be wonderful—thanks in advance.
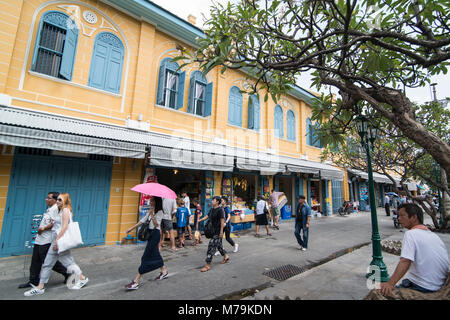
[380,203,449,296]
[255,196,272,237]
[181,191,192,240]
[18,192,69,289]
[384,194,391,216]
[161,197,178,251]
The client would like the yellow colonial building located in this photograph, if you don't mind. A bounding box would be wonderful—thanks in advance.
[0,0,354,257]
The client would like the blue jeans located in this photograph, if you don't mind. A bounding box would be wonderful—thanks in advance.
[395,279,435,293]
[294,221,308,249]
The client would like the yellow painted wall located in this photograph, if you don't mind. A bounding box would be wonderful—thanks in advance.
[0,146,14,235]
[105,157,143,245]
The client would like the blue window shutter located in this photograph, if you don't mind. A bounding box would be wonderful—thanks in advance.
[306,118,312,145]
[247,98,254,129]
[88,42,108,89]
[104,47,124,93]
[156,63,166,105]
[59,25,78,80]
[187,77,195,113]
[176,71,185,109]
[253,96,260,131]
[204,81,213,117]
[275,105,283,138]
[287,111,295,141]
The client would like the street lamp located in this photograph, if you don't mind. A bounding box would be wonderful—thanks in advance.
[355,115,390,283]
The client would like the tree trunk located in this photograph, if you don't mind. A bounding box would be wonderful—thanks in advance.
[440,169,449,229]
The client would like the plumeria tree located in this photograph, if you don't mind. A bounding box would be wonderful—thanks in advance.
[176,0,450,179]
[323,100,450,229]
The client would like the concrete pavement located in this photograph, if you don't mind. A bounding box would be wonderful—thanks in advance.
[0,208,448,300]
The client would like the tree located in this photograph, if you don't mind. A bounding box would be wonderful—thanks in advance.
[177,0,450,178]
[324,100,450,229]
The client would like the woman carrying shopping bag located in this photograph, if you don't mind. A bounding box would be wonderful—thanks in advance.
[24,193,88,296]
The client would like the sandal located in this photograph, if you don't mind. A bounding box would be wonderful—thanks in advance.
[221,256,230,264]
[254,233,260,237]
[201,266,210,272]
[267,233,272,236]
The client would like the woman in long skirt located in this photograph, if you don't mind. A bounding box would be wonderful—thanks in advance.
[125,196,168,290]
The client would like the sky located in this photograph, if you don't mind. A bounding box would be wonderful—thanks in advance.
[151,0,449,104]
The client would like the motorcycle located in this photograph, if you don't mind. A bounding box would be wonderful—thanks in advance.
[392,209,401,229]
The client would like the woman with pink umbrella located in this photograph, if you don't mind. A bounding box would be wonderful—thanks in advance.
[124,183,176,290]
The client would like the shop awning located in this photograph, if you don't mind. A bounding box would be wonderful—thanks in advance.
[348,169,395,184]
[236,155,286,174]
[0,105,148,158]
[280,156,344,181]
[0,124,147,158]
[150,145,234,172]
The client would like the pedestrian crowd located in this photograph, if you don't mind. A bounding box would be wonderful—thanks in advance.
[19,189,448,298]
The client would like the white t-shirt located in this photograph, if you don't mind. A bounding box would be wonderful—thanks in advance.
[162,198,177,220]
[183,196,190,210]
[256,200,268,215]
[401,229,449,291]
[140,210,164,230]
[34,204,59,245]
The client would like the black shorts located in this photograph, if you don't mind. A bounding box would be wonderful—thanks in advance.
[255,214,268,226]
[161,219,173,231]
[177,227,186,234]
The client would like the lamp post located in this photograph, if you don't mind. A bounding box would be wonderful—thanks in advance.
[355,115,390,282]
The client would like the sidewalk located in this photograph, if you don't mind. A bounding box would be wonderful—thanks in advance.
[244,231,450,300]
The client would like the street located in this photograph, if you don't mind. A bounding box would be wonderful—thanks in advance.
[0,208,415,300]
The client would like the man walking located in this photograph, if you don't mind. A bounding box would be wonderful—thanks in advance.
[379,203,449,296]
[384,194,391,216]
[161,197,178,251]
[268,189,284,230]
[293,195,311,251]
[18,192,69,289]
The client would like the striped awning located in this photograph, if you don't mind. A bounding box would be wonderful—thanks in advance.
[0,124,147,158]
[0,106,147,158]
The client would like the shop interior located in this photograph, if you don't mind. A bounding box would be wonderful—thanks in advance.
[278,176,294,210]
[310,180,322,214]
[231,173,257,210]
[154,167,203,209]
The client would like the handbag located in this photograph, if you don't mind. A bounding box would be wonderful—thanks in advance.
[204,218,214,239]
[57,214,83,253]
[137,221,151,241]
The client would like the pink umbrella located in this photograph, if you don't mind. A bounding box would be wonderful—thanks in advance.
[131,182,177,199]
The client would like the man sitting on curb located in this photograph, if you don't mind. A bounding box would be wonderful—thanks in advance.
[379,203,449,296]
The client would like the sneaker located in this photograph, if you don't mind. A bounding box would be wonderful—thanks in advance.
[214,251,220,256]
[301,247,307,251]
[233,243,239,253]
[125,280,139,290]
[154,272,169,281]
[24,287,45,296]
[71,277,89,290]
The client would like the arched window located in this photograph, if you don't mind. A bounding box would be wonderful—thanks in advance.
[287,110,296,141]
[228,86,243,126]
[187,71,213,117]
[274,105,283,138]
[247,94,260,131]
[88,32,124,94]
[31,11,78,80]
[156,57,185,109]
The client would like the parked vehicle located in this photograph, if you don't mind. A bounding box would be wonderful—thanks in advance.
[338,201,353,216]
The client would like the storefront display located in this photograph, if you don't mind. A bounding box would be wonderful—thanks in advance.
[229,173,256,224]
[310,180,322,214]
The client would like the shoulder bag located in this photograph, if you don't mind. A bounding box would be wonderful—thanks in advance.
[137,220,151,241]
[57,214,83,253]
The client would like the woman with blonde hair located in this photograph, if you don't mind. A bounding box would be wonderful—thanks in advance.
[24,193,89,296]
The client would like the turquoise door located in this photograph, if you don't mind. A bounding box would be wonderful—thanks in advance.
[0,152,112,257]
[331,180,343,214]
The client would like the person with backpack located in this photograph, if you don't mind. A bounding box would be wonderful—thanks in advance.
[198,196,229,272]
